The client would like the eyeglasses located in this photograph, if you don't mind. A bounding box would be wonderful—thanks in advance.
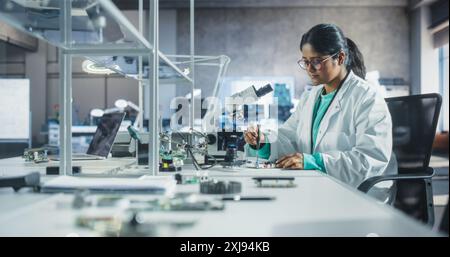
[297,52,340,70]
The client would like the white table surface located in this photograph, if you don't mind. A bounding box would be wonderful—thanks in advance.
[0,157,442,237]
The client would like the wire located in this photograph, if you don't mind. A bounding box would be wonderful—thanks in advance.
[173,131,188,142]
[186,145,217,170]
[202,153,217,169]
[186,147,199,170]
[167,130,217,170]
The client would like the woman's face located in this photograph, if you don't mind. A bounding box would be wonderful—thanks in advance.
[300,43,343,86]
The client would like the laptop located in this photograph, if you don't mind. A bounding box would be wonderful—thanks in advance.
[50,112,126,161]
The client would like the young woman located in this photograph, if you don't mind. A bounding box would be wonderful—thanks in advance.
[244,24,397,200]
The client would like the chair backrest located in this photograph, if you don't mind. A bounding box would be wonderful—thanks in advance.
[386,93,442,170]
[440,202,449,235]
[386,93,442,225]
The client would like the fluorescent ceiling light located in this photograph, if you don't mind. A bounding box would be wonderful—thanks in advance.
[82,59,117,75]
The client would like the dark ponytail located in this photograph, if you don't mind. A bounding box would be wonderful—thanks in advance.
[345,37,366,79]
[300,24,366,79]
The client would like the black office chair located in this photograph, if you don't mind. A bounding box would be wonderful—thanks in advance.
[439,202,449,235]
[358,93,442,227]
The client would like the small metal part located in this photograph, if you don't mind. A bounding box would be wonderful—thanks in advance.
[174,173,183,184]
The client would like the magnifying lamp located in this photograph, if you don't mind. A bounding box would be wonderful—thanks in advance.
[89,108,104,125]
[114,99,141,127]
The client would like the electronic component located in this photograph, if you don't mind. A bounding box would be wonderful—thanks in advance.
[244,160,276,169]
[71,193,224,212]
[174,173,200,185]
[135,132,186,171]
[207,131,245,167]
[207,132,245,154]
[76,212,196,237]
[158,142,183,172]
[200,179,242,194]
[155,196,224,211]
[0,172,40,192]
[23,148,49,163]
[219,146,243,168]
[253,177,296,188]
[159,157,182,172]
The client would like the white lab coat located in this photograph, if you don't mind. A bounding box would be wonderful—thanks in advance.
[267,71,397,201]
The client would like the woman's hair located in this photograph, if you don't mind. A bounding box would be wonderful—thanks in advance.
[300,24,366,79]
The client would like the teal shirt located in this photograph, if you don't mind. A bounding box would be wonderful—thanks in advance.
[244,136,271,160]
[304,89,337,172]
[246,88,336,173]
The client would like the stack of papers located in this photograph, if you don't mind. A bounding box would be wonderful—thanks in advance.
[41,175,176,195]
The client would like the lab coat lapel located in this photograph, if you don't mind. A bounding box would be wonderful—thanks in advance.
[303,86,322,154]
[313,72,354,152]
[313,98,341,152]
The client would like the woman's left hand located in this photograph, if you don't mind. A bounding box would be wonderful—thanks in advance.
[276,153,304,169]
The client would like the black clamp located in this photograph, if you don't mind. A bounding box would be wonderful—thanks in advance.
[0,172,41,192]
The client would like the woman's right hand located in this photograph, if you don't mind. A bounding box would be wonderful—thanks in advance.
[244,125,265,146]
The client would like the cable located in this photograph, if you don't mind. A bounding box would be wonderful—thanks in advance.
[186,145,217,170]
[186,147,200,170]
[204,153,218,169]
[167,130,217,170]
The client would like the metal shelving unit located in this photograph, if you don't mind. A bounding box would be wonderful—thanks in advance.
[0,0,198,176]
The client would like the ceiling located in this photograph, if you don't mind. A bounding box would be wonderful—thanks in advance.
[113,0,409,9]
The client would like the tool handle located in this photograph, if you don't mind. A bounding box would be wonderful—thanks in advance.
[256,124,261,150]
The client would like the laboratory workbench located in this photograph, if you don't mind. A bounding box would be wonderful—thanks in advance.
[0,156,442,237]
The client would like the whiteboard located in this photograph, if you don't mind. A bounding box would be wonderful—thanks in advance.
[0,79,30,140]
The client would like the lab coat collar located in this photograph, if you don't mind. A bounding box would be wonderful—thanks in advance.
[313,70,355,106]
[335,70,355,103]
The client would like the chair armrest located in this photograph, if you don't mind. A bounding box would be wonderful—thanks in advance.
[358,167,435,193]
